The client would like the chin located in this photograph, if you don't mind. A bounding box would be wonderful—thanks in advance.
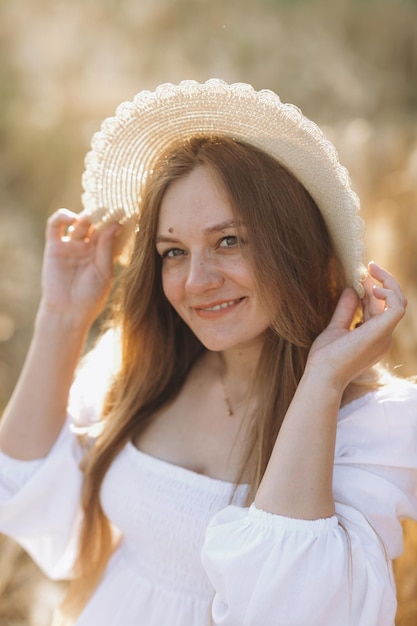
[198,339,234,352]
[191,332,235,352]
[196,333,264,354]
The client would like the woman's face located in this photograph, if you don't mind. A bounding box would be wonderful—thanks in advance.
[156,165,271,353]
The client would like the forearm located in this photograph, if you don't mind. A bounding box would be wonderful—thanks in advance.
[0,303,91,460]
[254,370,342,520]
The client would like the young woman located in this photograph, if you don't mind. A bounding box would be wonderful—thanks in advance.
[0,80,416,625]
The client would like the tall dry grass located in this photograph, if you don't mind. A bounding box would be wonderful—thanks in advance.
[0,0,416,623]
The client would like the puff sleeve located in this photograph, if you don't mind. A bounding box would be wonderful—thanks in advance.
[201,379,417,626]
[0,331,118,580]
[0,421,84,580]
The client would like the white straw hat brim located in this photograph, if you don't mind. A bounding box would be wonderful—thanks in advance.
[81,79,366,295]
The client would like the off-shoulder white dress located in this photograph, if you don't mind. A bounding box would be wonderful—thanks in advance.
[1,376,417,625]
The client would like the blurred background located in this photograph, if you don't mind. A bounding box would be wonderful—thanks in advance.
[0,0,416,623]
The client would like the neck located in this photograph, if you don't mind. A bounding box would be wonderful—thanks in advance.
[216,341,263,410]
[220,337,262,376]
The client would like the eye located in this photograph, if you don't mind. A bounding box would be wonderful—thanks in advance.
[218,235,239,249]
[160,247,185,259]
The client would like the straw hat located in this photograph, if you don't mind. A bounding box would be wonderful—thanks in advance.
[81,79,366,295]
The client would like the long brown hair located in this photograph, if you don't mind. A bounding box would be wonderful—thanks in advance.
[59,135,371,619]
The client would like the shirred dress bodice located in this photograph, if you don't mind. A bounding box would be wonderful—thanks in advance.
[101,442,248,597]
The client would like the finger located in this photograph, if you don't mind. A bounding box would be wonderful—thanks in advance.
[368,261,407,307]
[329,288,360,329]
[360,262,407,322]
[46,208,78,241]
[66,215,94,242]
[361,275,385,321]
[358,285,406,346]
[95,223,124,276]
[372,285,407,318]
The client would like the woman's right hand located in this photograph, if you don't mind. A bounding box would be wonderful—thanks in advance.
[40,208,123,325]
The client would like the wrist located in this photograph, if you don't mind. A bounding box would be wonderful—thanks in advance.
[36,300,94,337]
[299,363,345,405]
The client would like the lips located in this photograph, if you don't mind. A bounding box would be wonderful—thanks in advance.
[200,298,242,312]
[193,298,245,317]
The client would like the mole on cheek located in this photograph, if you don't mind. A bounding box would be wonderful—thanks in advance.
[168,227,174,233]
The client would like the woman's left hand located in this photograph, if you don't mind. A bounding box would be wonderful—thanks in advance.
[306,262,407,392]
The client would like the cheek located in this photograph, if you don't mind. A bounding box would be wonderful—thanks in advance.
[161,268,183,309]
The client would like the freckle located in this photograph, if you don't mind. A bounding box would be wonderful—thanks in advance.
[168,227,174,233]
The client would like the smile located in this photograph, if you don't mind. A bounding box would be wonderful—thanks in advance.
[198,298,243,312]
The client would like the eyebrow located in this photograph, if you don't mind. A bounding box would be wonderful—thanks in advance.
[204,219,243,235]
[155,219,243,244]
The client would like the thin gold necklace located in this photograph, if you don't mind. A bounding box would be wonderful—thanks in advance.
[219,370,248,416]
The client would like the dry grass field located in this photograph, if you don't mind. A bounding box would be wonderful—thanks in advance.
[0,0,416,623]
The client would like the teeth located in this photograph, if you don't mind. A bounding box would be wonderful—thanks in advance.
[202,299,239,311]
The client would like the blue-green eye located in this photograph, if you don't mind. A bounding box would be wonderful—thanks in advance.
[161,247,185,259]
[218,235,238,248]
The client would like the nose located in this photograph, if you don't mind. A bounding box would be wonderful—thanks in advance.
[185,253,224,294]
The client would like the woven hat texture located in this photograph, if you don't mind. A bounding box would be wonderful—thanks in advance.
[81,79,366,294]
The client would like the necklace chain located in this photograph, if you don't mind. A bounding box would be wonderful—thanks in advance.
[219,370,247,416]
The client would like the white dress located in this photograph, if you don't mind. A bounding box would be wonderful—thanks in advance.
[1,376,417,625]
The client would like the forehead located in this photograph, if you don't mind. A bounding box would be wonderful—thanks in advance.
[157,165,234,231]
